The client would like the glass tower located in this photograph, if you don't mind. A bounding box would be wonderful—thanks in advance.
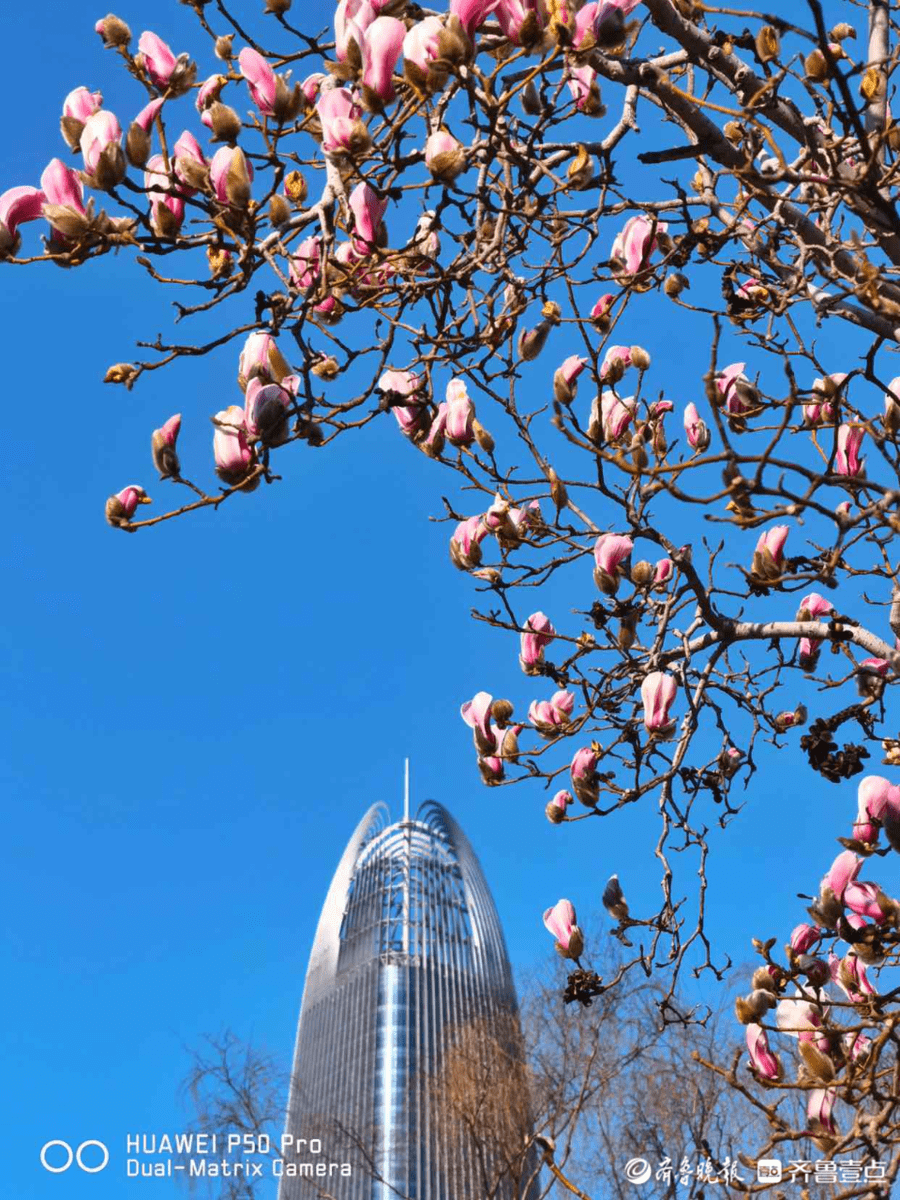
[278,799,538,1200]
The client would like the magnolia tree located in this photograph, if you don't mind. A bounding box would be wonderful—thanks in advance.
[6,0,900,1188]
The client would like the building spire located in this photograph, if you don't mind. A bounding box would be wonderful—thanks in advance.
[403,757,410,823]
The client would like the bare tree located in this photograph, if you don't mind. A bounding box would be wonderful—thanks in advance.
[8,0,900,1177]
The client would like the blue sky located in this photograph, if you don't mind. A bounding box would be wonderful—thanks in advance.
[1,1,891,1195]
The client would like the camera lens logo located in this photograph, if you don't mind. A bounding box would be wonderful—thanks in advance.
[757,1158,783,1183]
[624,1157,653,1185]
[40,1140,109,1174]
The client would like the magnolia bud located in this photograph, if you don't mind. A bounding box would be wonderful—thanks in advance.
[830,22,856,40]
[521,80,542,115]
[265,0,291,12]
[751,966,780,994]
[545,799,567,824]
[664,272,689,298]
[457,415,487,455]
[602,874,629,921]
[734,989,775,1024]
[518,322,550,362]
[805,49,830,81]
[96,13,132,46]
[798,1041,835,1082]
[491,698,514,726]
[91,144,127,191]
[548,467,567,511]
[125,122,151,168]
[208,102,243,142]
[631,560,654,587]
[630,346,651,371]
[310,356,339,381]
[268,194,291,226]
[214,33,234,59]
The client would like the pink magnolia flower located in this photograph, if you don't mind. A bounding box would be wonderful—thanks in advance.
[209,146,254,205]
[80,110,121,175]
[300,73,326,105]
[829,952,875,1003]
[403,17,443,71]
[290,236,321,291]
[552,356,587,404]
[570,745,599,806]
[528,689,574,735]
[597,391,636,442]
[853,775,897,843]
[360,17,406,105]
[807,1088,837,1135]
[138,31,178,89]
[610,215,667,275]
[821,849,862,900]
[593,533,633,594]
[805,373,846,425]
[843,1032,871,1063]
[151,414,181,479]
[460,691,497,755]
[590,294,614,325]
[746,1024,780,1080]
[683,403,709,451]
[40,159,84,213]
[600,344,632,383]
[144,155,184,233]
[106,485,151,525]
[213,405,254,483]
[444,379,475,445]
[789,923,821,954]
[716,362,757,416]
[752,525,789,578]
[796,591,832,666]
[0,186,46,253]
[520,612,555,672]
[335,0,378,61]
[543,898,584,959]
[132,98,165,136]
[653,557,673,589]
[238,332,289,389]
[63,86,103,123]
[835,424,865,476]
[348,181,388,252]
[573,2,598,46]
[450,0,500,38]
[238,47,277,116]
[316,89,367,155]
[844,881,890,922]
[171,130,206,191]
[496,0,543,43]
[641,671,677,735]
[566,65,600,112]
[244,378,292,445]
[195,74,225,129]
[546,790,570,821]
[425,130,465,182]
[595,0,643,41]
[450,515,488,569]
[776,993,828,1040]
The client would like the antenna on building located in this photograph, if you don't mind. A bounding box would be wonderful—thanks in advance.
[403,757,410,823]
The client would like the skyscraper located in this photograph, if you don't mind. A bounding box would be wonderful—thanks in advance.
[278,796,537,1200]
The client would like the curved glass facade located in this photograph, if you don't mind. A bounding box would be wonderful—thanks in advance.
[278,801,537,1200]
